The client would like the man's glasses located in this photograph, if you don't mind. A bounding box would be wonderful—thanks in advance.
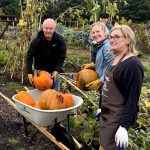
[108,35,124,40]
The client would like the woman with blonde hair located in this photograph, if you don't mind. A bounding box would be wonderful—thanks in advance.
[82,22,115,90]
[99,25,144,150]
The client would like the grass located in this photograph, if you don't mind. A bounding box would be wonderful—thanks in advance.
[9,138,20,145]
[5,81,25,93]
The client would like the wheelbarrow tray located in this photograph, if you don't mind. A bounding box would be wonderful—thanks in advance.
[12,89,83,127]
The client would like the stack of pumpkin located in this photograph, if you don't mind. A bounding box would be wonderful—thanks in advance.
[15,68,98,109]
[15,89,74,110]
[15,70,74,110]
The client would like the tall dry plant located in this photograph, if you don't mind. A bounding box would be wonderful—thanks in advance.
[3,0,47,83]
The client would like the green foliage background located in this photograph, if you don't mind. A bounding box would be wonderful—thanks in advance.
[0,0,150,22]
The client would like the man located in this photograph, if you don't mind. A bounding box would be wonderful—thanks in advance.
[26,18,67,91]
[99,12,113,31]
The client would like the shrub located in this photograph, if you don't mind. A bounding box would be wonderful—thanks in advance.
[0,43,10,66]
[134,23,150,54]
[56,23,90,48]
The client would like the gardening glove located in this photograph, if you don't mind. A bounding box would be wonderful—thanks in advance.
[86,79,102,90]
[81,62,95,70]
[115,126,128,149]
[94,108,101,121]
[28,74,33,86]
[52,71,58,82]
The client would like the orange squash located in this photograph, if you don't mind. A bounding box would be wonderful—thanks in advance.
[63,93,74,108]
[33,70,53,91]
[38,89,66,110]
[76,69,98,91]
[15,91,35,106]
[49,92,66,109]
[33,103,40,109]
[38,89,56,109]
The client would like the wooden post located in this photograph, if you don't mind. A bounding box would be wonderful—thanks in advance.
[0,21,11,39]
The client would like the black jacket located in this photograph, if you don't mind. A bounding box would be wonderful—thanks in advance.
[113,56,144,129]
[26,31,67,74]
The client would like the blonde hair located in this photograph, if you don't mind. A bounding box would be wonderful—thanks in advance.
[90,22,109,39]
[110,25,138,54]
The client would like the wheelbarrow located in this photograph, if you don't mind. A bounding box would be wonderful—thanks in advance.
[0,89,91,150]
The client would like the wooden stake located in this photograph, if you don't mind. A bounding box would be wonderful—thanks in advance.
[60,74,96,106]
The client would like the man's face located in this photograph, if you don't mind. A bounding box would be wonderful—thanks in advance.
[43,20,56,40]
[100,17,108,24]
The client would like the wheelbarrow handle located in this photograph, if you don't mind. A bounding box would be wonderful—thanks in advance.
[0,92,70,150]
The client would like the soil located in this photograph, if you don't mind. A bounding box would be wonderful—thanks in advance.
[0,75,66,150]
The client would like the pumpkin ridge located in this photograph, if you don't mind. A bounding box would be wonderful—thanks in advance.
[76,69,98,90]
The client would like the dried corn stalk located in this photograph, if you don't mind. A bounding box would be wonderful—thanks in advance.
[3,0,48,83]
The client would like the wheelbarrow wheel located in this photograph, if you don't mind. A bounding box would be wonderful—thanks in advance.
[51,123,75,150]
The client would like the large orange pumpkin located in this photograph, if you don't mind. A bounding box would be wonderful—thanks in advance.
[33,70,53,91]
[15,91,35,106]
[63,93,74,108]
[38,89,66,110]
[38,89,56,109]
[49,92,66,110]
[76,69,98,91]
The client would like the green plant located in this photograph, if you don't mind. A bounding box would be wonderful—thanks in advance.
[9,138,20,145]
[143,62,150,82]
[64,52,90,72]
[0,43,10,66]
[0,50,9,66]
[135,23,150,54]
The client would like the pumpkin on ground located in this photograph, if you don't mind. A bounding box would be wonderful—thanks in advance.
[38,89,66,110]
[15,91,35,106]
[33,70,53,91]
[76,69,98,91]
[63,93,74,108]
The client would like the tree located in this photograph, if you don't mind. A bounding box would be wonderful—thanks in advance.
[42,0,83,20]
[118,0,150,22]
[0,0,20,16]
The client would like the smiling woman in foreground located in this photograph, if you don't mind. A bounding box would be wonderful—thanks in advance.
[99,25,144,150]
